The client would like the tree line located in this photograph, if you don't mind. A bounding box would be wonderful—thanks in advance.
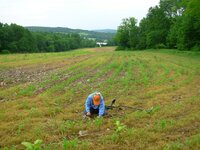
[115,0,200,51]
[26,26,116,42]
[0,23,97,53]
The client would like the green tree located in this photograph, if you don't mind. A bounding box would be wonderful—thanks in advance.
[0,23,97,53]
[144,6,171,48]
[166,0,200,50]
[159,0,185,18]
[115,17,138,50]
[180,0,200,50]
[115,0,199,51]
[0,23,3,52]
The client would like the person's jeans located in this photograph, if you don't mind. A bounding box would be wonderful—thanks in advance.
[83,107,106,116]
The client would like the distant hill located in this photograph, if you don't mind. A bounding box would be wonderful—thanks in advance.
[92,29,117,33]
[25,26,116,41]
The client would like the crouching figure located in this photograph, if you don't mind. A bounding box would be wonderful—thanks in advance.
[84,92,106,117]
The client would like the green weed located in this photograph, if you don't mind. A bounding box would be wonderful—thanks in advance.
[94,117,103,131]
[115,120,126,133]
[59,120,76,134]
[17,123,25,135]
[155,119,167,130]
[63,137,78,150]
[146,106,160,116]
[155,119,176,131]
[65,120,76,134]
[165,141,183,150]
[164,134,200,150]
[185,134,200,148]
[21,139,43,150]
[18,85,36,97]
[3,145,15,150]
[135,110,148,119]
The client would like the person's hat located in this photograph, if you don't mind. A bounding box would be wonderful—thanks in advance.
[93,93,100,106]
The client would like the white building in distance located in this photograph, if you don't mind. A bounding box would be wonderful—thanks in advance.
[96,42,107,47]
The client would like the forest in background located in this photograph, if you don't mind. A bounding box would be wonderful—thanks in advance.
[0,24,116,53]
[0,23,96,53]
[115,0,200,51]
[26,26,116,41]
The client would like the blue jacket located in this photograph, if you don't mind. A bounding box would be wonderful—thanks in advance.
[85,92,105,116]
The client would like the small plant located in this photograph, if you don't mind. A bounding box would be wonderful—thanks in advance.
[63,138,67,150]
[59,120,76,135]
[115,120,126,133]
[81,141,90,150]
[94,117,103,130]
[155,118,177,132]
[185,134,200,147]
[163,144,170,150]
[164,141,183,150]
[160,119,167,130]
[111,132,119,142]
[3,145,15,150]
[135,110,148,119]
[185,139,191,147]
[108,120,127,143]
[65,120,76,134]
[155,119,167,130]
[21,139,43,150]
[63,137,78,150]
[146,106,160,116]
[169,119,175,128]
[17,123,25,135]
[18,85,36,97]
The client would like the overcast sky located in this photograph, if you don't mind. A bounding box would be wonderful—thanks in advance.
[0,0,160,30]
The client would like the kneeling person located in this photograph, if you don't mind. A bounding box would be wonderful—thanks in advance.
[84,92,105,117]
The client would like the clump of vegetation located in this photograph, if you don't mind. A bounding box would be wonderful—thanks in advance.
[21,139,43,150]
[164,134,200,150]
[115,120,126,133]
[94,117,103,131]
[3,145,15,150]
[155,119,176,131]
[63,137,78,150]
[146,106,160,116]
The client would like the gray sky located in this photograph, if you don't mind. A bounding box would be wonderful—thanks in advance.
[0,0,160,30]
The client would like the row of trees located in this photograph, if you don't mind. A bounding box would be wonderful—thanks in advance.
[26,26,116,42]
[115,0,200,51]
[0,23,96,53]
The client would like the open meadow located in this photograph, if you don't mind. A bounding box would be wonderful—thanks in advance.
[0,47,200,150]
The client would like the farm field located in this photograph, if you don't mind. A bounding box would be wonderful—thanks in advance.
[0,47,200,149]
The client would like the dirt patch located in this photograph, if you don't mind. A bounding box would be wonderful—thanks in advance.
[0,54,92,87]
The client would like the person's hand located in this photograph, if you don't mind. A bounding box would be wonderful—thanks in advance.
[86,112,91,116]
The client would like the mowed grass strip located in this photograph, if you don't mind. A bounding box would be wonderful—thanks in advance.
[0,48,200,149]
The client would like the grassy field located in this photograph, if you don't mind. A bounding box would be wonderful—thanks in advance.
[0,47,200,150]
